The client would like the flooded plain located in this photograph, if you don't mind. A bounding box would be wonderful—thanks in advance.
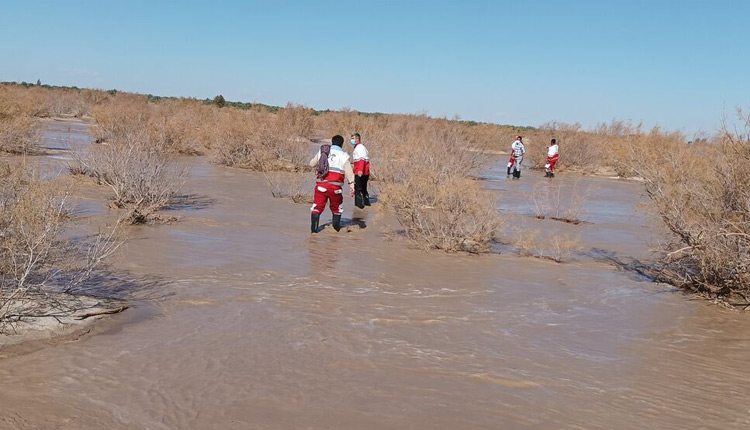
[1,121,749,429]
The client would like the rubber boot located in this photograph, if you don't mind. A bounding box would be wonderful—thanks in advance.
[550,172,555,178]
[545,171,551,178]
[354,177,365,209]
[514,169,521,179]
[507,166,512,177]
[311,213,320,233]
[332,214,342,232]
[354,192,365,209]
[362,176,371,206]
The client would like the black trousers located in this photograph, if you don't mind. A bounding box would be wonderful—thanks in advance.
[354,175,370,208]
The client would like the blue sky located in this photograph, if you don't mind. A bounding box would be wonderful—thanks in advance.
[1,0,748,135]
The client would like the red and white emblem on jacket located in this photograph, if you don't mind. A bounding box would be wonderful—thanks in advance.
[318,145,350,187]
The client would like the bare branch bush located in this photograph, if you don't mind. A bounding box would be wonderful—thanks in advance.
[511,227,582,263]
[262,170,314,204]
[76,98,188,223]
[0,162,122,332]
[530,179,591,224]
[74,140,187,223]
[45,89,93,118]
[627,108,750,303]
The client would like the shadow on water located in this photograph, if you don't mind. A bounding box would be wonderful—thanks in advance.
[166,193,216,211]
[348,214,367,229]
[587,247,661,283]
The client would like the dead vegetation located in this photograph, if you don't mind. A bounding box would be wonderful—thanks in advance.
[0,162,121,333]
[263,170,314,204]
[0,87,42,154]
[627,109,750,305]
[511,228,583,263]
[530,179,591,224]
[73,96,188,224]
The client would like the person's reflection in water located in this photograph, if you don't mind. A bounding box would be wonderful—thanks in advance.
[306,234,341,278]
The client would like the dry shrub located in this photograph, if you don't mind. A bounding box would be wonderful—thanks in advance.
[314,109,387,140]
[379,173,503,253]
[463,123,523,152]
[629,108,750,302]
[90,94,314,169]
[263,171,314,204]
[520,121,687,176]
[0,162,120,331]
[317,112,503,252]
[278,103,314,140]
[370,115,491,183]
[511,228,582,263]
[45,88,94,118]
[92,94,212,155]
[207,108,311,170]
[0,83,106,120]
[530,179,590,224]
[0,87,42,154]
[147,99,214,155]
[74,108,187,223]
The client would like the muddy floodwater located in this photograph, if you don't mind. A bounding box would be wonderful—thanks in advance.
[1,120,749,429]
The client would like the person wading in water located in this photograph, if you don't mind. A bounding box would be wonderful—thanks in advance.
[350,132,371,208]
[509,135,526,179]
[309,135,355,233]
[545,138,559,178]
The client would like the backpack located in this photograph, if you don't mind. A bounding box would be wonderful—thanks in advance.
[316,144,331,179]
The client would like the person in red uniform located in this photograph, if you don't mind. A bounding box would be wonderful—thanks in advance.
[309,135,355,233]
[351,133,371,208]
[545,138,560,178]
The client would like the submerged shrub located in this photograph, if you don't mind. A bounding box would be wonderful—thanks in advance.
[380,173,503,253]
[631,109,750,303]
[76,102,187,223]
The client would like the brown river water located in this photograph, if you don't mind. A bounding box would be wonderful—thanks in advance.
[1,120,749,429]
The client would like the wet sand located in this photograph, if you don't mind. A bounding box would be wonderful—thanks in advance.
[1,121,749,429]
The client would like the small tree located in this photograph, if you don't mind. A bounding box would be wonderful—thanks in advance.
[213,94,226,108]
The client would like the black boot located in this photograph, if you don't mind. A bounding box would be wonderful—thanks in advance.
[354,192,365,209]
[514,169,521,179]
[362,176,371,206]
[545,171,551,178]
[332,214,342,232]
[550,172,555,178]
[354,176,365,209]
[311,213,320,233]
[507,166,512,177]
